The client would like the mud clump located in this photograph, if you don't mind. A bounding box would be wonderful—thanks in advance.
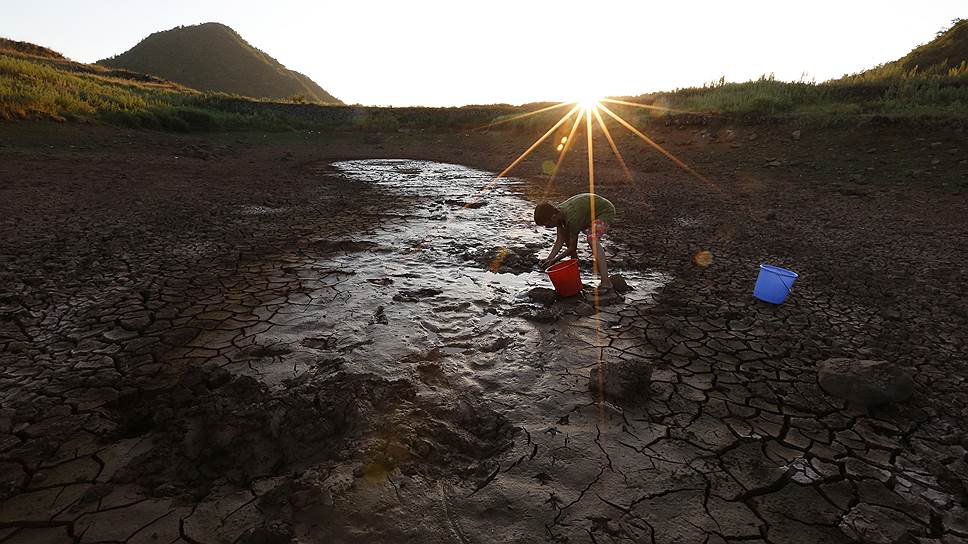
[817,358,914,407]
[464,245,540,274]
[526,287,558,306]
[589,360,652,403]
[107,366,517,500]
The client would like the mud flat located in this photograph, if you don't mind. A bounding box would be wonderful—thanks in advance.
[1,123,967,543]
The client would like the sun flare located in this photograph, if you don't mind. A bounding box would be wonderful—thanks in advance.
[578,97,602,111]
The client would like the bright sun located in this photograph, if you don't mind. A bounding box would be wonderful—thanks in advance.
[578,97,602,110]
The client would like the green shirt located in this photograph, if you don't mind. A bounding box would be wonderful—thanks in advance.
[558,193,616,236]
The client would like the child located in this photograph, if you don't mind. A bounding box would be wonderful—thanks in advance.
[534,192,616,294]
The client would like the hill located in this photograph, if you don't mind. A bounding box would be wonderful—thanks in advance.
[97,22,341,104]
[849,18,968,80]
[624,19,968,116]
[0,37,65,60]
[1,37,520,131]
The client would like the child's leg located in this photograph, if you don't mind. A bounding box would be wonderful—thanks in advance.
[589,236,613,290]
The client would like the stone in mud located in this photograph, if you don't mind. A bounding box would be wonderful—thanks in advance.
[466,246,539,274]
[839,503,924,543]
[524,306,563,323]
[817,358,913,407]
[610,274,631,293]
[588,360,652,403]
[526,287,558,306]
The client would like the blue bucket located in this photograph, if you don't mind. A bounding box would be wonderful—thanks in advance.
[753,264,798,304]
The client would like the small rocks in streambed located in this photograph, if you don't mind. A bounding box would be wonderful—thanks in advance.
[526,287,558,306]
[588,360,652,403]
[817,358,914,407]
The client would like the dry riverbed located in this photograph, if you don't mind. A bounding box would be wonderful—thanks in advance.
[1,121,967,544]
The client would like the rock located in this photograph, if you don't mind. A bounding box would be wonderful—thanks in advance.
[766,160,783,168]
[467,246,539,274]
[588,360,652,403]
[524,306,563,323]
[526,287,558,306]
[791,130,801,141]
[748,133,758,141]
[839,503,924,543]
[817,358,913,407]
[610,275,631,293]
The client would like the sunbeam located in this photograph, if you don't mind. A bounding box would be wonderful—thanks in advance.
[493,104,581,181]
[601,97,691,115]
[598,103,716,189]
[473,101,575,131]
[541,108,586,197]
[591,107,633,184]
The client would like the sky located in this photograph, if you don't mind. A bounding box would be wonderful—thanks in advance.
[3,1,964,106]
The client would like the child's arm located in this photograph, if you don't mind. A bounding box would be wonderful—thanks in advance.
[539,226,578,268]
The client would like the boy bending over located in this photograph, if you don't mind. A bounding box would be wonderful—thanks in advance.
[534,192,616,294]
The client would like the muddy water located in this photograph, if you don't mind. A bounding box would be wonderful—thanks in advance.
[314,160,667,405]
[229,160,672,541]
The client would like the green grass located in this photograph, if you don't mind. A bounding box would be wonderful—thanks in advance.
[0,52,299,130]
[0,47,527,132]
[637,71,968,117]
[631,19,968,118]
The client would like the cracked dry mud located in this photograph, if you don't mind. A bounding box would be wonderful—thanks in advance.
[2,129,968,544]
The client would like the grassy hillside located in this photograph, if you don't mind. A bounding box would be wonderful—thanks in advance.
[0,39,523,131]
[0,40,295,129]
[0,37,65,60]
[98,22,341,104]
[865,18,968,78]
[628,19,968,117]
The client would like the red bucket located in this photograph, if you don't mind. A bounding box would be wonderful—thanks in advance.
[545,259,583,297]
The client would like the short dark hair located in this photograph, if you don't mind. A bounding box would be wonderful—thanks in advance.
[534,202,558,225]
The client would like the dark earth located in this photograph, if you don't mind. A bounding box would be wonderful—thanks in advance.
[1,118,967,544]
